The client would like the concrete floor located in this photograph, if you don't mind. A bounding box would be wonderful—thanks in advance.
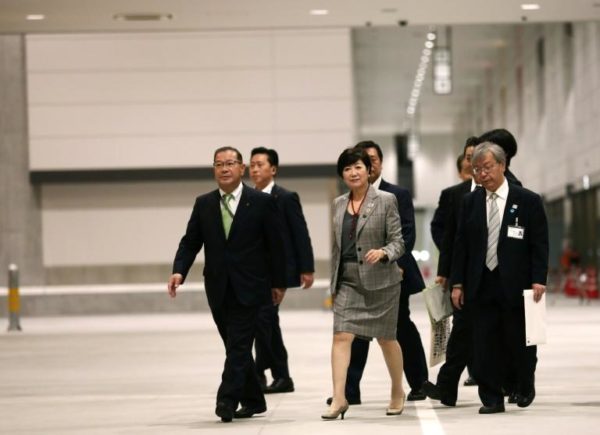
[1,295,599,434]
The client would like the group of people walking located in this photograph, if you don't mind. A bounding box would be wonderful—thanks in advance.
[167,127,548,422]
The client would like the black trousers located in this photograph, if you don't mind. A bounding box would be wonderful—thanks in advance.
[434,305,474,404]
[210,285,266,410]
[254,304,290,380]
[472,268,538,407]
[346,290,428,399]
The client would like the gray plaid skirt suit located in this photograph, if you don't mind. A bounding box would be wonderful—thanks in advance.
[330,185,405,339]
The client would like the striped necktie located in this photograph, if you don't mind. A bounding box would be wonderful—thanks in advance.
[221,193,234,238]
[486,192,500,270]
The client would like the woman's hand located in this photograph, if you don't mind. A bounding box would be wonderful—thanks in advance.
[364,249,386,264]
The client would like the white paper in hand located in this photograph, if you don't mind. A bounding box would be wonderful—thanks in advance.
[523,289,547,346]
[423,283,453,323]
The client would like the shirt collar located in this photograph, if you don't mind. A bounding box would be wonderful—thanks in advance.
[257,180,275,194]
[372,175,383,190]
[486,177,509,200]
[470,179,479,192]
[219,182,244,200]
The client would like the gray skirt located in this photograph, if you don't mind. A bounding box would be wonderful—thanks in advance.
[333,261,401,340]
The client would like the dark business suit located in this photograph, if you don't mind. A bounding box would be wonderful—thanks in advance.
[451,183,548,406]
[172,184,286,410]
[430,180,474,405]
[255,184,314,381]
[345,179,428,399]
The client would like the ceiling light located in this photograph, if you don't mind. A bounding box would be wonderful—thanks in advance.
[310,9,329,15]
[423,48,432,56]
[113,13,173,21]
[425,41,434,49]
[26,14,45,20]
[427,32,436,41]
[521,4,541,10]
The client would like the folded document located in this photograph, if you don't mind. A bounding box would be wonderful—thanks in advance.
[523,289,547,346]
[423,283,454,323]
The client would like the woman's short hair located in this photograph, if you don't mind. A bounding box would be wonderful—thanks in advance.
[336,147,372,178]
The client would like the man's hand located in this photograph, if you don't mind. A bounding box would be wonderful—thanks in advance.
[300,273,314,289]
[365,249,386,264]
[272,288,286,305]
[168,273,183,298]
[435,276,448,289]
[532,283,546,303]
[451,287,464,310]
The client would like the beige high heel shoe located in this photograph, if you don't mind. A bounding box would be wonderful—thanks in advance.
[386,394,406,416]
[321,401,349,420]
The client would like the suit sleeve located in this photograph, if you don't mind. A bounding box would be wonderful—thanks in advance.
[283,192,315,273]
[530,194,549,285]
[172,198,204,283]
[381,195,405,262]
[263,195,287,288]
[395,188,416,270]
[431,189,448,250]
[437,190,457,278]
[449,195,468,288]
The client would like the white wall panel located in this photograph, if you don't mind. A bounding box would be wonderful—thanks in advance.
[275,100,353,131]
[274,67,351,98]
[273,31,351,66]
[30,102,274,136]
[27,29,354,171]
[27,33,273,71]
[29,70,274,104]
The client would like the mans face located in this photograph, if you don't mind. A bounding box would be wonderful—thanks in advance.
[364,147,382,183]
[472,151,505,192]
[249,153,276,190]
[459,158,473,182]
[213,150,245,193]
[463,145,474,172]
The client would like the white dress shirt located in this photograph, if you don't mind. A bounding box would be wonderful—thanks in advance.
[258,180,275,194]
[486,178,509,223]
[219,182,244,215]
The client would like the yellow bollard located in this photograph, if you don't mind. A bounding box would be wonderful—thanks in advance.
[7,264,22,331]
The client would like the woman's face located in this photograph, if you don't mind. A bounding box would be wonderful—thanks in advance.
[342,160,369,190]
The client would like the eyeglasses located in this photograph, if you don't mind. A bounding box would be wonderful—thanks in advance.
[213,160,241,169]
[472,163,497,175]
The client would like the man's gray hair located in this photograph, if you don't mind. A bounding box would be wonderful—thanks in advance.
[472,142,506,165]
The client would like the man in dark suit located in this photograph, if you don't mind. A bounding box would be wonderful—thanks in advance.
[249,147,315,394]
[167,146,287,423]
[424,138,480,406]
[450,142,548,414]
[327,140,428,404]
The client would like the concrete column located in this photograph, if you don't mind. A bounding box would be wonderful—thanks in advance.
[0,35,44,285]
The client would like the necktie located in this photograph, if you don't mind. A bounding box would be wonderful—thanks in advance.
[221,193,234,238]
[486,193,500,270]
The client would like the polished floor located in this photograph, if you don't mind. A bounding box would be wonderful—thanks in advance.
[1,294,599,434]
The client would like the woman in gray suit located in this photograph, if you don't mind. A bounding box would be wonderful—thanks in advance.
[322,147,406,420]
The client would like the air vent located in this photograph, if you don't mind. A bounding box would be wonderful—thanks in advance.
[113,13,173,21]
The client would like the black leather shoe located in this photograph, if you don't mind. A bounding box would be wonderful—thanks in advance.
[265,377,294,394]
[517,387,535,408]
[422,381,441,400]
[326,396,361,405]
[407,388,427,401]
[463,376,477,386]
[478,403,505,414]
[234,405,267,419]
[422,381,455,406]
[215,402,234,422]
[507,392,519,404]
